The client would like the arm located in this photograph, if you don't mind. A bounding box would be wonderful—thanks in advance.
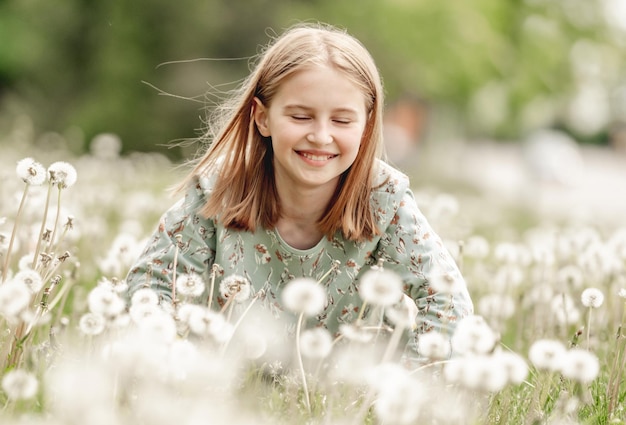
[375,187,473,337]
[125,179,216,303]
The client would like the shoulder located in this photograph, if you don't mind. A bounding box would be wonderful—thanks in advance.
[371,159,411,198]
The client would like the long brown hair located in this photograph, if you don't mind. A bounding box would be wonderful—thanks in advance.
[179,23,385,242]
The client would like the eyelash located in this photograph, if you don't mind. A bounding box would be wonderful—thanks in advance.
[291,116,351,124]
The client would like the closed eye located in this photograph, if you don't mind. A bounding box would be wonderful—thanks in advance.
[291,115,311,121]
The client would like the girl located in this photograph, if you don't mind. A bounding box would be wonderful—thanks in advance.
[126,23,473,356]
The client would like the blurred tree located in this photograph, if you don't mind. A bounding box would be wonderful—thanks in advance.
[0,0,624,158]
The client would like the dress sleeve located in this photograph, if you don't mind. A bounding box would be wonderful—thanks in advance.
[125,180,216,303]
[375,187,474,338]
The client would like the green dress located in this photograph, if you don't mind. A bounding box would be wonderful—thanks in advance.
[126,160,473,352]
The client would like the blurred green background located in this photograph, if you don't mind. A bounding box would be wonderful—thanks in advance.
[1,0,625,159]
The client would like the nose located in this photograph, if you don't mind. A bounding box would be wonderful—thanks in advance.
[307,121,333,144]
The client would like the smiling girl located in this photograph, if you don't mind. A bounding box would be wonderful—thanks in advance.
[126,23,473,357]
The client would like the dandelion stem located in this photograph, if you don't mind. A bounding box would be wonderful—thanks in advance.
[45,187,63,255]
[171,235,182,308]
[220,295,259,355]
[381,323,404,363]
[2,184,30,283]
[295,312,312,414]
[586,306,592,350]
[207,264,218,310]
[32,182,53,270]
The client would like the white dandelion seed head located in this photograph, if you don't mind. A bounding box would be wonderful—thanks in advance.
[556,264,584,289]
[188,307,232,342]
[417,331,451,360]
[2,369,39,400]
[451,314,499,356]
[478,294,516,320]
[385,294,418,329]
[16,157,46,185]
[338,323,374,343]
[358,268,403,307]
[492,264,525,290]
[581,287,604,308]
[136,309,177,344]
[560,348,600,383]
[0,280,31,319]
[551,293,581,325]
[373,371,423,425]
[529,339,567,371]
[608,227,626,260]
[176,273,206,298]
[47,161,77,189]
[464,235,490,259]
[619,287,626,299]
[241,331,268,360]
[462,354,509,392]
[299,328,333,359]
[219,274,252,303]
[13,268,44,294]
[496,350,529,385]
[428,268,465,295]
[90,133,123,159]
[79,312,107,336]
[129,302,163,324]
[282,277,327,316]
[88,285,125,318]
[131,288,159,306]
[443,358,464,384]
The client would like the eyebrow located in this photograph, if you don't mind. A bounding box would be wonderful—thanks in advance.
[283,104,360,115]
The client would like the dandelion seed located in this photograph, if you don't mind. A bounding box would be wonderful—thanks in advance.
[386,294,418,329]
[463,354,508,392]
[176,273,206,298]
[581,287,604,308]
[299,328,333,359]
[417,331,451,360]
[16,157,46,186]
[0,280,31,319]
[136,309,177,344]
[13,269,43,293]
[88,286,125,318]
[219,274,252,303]
[451,315,498,355]
[478,294,516,320]
[496,350,529,385]
[79,312,106,336]
[47,161,77,189]
[188,307,232,342]
[428,268,465,295]
[560,348,600,383]
[464,235,490,259]
[129,302,163,324]
[358,268,403,307]
[619,288,626,299]
[370,363,423,425]
[282,277,326,316]
[551,293,580,325]
[2,369,39,400]
[528,339,566,371]
[339,323,374,343]
[131,288,159,306]
[557,265,584,289]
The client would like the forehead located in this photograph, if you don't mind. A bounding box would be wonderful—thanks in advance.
[272,65,368,112]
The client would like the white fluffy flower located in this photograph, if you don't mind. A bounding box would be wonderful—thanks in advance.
[551,293,580,325]
[176,273,206,298]
[47,161,77,189]
[79,312,106,336]
[2,369,39,400]
[580,287,604,308]
[497,350,529,385]
[459,354,508,392]
[338,323,374,343]
[463,235,490,259]
[358,268,403,307]
[0,280,31,319]
[417,331,451,360]
[529,339,566,371]
[219,274,252,303]
[88,286,125,318]
[13,269,44,293]
[560,348,600,383]
[16,157,46,185]
[619,288,626,299]
[385,294,418,329]
[478,294,516,320]
[282,277,326,316]
[451,315,498,355]
[299,328,333,359]
[131,288,159,306]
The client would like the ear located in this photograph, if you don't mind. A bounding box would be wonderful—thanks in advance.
[252,97,271,137]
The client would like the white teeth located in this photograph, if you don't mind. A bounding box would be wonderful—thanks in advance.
[300,152,335,161]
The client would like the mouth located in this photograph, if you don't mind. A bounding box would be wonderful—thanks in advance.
[296,151,338,161]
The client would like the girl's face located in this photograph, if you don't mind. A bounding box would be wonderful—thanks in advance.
[253,65,368,195]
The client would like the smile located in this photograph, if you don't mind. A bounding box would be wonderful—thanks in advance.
[297,151,338,161]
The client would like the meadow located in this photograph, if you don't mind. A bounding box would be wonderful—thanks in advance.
[1,125,625,424]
